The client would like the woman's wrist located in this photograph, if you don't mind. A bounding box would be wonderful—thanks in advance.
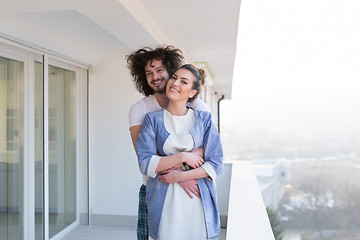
[178,170,188,182]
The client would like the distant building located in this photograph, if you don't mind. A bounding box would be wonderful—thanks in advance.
[254,160,291,210]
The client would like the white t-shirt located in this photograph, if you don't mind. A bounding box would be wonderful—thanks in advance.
[128,94,210,128]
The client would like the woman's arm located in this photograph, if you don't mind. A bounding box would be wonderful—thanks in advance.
[137,114,205,177]
[156,148,204,172]
[158,167,208,183]
[137,115,160,177]
[133,124,204,171]
[155,151,204,173]
[158,112,223,179]
[158,148,205,199]
[201,112,223,179]
[137,113,205,179]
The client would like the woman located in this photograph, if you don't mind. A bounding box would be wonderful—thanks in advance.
[136,64,223,240]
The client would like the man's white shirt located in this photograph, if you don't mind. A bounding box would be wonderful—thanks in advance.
[129,94,210,128]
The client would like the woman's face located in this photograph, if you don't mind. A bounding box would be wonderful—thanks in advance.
[166,68,197,102]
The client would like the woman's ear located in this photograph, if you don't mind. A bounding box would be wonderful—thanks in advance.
[189,89,197,99]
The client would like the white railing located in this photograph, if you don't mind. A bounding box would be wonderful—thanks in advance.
[217,161,275,240]
[60,161,275,240]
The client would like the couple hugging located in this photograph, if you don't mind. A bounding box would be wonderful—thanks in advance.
[127,46,223,240]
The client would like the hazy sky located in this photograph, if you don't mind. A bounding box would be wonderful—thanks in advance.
[222,0,360,138]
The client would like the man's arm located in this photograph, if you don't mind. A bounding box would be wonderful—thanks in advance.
[130,125,142,151]
[158,167,208,199]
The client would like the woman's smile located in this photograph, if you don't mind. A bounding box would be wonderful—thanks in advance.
[169,86,180,93]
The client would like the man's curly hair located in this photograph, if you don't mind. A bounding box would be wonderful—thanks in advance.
[126,45,184,96]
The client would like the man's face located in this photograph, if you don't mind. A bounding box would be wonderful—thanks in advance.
[144,59,169,94]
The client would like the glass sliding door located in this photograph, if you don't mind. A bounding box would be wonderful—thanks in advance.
[34,61,44,240]
[1,39,87,240]
[48,65,76,237]
[0,56,24,240]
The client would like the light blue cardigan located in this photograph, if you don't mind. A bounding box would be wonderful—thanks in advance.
[136,108,223,240]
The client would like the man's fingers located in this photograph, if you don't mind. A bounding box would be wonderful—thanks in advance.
[158,175,169,183]
[158,175,165,182]
[186,189,194,199]
[189,187,200,198]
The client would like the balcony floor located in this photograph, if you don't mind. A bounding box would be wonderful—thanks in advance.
[60,225,226,240]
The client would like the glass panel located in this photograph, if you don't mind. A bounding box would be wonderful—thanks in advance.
[0,56,24,240]
[48,65,76,237]
[34,61,43,240]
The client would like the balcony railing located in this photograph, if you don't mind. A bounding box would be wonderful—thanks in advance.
[217,161,275,240]
[60,161,275,240]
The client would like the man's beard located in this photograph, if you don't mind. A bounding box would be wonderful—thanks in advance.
[154,86,166,94]
[152,81,167,94]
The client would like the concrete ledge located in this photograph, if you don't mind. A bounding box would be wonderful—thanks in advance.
[226,161,275,240]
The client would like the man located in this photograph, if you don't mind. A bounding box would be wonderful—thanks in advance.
[127,45,210,240]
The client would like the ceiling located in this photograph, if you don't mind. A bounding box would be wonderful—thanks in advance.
[0,0,241,98]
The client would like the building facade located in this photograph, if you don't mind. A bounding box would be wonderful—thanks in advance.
[0,1,241,239]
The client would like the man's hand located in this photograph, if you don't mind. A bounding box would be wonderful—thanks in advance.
[158,170,200,199]
[178,179,200,199]
[158,169,182,184]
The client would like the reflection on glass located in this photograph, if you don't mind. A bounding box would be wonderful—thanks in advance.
[0,56,24,240]
[48,65,76,237]
[34,61,43,240]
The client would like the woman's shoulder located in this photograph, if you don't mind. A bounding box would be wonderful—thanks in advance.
[193,108,212,118]
[192,109,213,127]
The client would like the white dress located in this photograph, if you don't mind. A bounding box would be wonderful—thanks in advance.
[150,108,208,240]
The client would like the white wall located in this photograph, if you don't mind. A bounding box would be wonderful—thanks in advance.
[76,67,89,223]
[89,52,143,219]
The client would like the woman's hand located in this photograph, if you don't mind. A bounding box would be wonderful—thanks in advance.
[181,152,204,169]
[191,147,204,158]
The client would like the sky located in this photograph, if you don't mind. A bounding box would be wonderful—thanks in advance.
[222,0,360,139]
